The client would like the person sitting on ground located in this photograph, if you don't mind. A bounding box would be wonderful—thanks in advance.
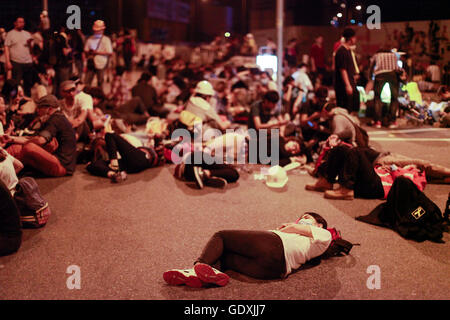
[296,86,331,151]
[0,147,23,195]
[248,90,288,133]
[59,80,95,142]
[0,179,22,257]
[2,94,77,177]
[163,212,331,288]
[131,72,165,117]
[185,80,231,132]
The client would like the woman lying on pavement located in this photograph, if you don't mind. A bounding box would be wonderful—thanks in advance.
[163,212,331,288]
[86,131,164,183]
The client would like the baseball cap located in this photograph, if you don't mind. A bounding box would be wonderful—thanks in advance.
[60,80,76,92]
[37,95,59,108]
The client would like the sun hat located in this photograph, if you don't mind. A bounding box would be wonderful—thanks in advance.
[92,20,106,32]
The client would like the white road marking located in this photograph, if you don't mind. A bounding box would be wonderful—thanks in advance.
[368,128,450,135]
[370,137,450,142]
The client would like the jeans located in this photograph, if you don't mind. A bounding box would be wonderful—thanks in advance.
[84,67,105,88]
[196,230,286,279]
[374,71,399,123]
[318,145,384,199]
[11,61,34,97]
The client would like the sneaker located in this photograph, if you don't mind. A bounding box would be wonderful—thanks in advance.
[111,171,127,183]
[194,263,230,287]
[204,176,227,189]
[174,163,185,180]
[374,121,382,129]
[324,188,354,200]
[163,268,204,288]
[388,122,398,129]
[193,166,205,189]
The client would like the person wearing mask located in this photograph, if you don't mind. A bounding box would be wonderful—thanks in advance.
[163,212,331,288]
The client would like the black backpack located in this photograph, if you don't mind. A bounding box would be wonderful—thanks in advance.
[357,177,449,243]
[14,177,51,228]
[323,228,357,258]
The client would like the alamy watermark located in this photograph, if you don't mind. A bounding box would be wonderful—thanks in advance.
[170,124,280,166]
[66,265,81,290]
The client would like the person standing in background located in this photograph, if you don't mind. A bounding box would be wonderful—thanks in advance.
[4,17,34,97]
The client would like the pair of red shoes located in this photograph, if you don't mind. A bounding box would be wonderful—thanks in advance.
[163,263,230,288]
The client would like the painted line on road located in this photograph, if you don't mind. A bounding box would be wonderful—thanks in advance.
[370,137,450,142]
[368,128,450,135]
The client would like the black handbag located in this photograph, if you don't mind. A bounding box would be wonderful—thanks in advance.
[86,35,103,71]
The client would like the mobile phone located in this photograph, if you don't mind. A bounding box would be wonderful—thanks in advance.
[307,121,314,128]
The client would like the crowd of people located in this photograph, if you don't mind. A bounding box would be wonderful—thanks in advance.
[0,13,449,287]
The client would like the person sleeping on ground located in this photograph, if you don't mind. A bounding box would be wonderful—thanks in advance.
[163,212,331,288]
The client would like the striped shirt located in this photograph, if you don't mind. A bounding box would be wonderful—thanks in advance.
[371,52,400,76]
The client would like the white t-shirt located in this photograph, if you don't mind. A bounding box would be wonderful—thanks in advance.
[271,226,332,276]
[292,70,313,92]
[5,29,33,64]
[0,152,19,194]
[84,34,113,70]
[61,91,93,121]
[204,133,247,164]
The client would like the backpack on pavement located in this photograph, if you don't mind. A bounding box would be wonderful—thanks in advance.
[14,177,51,228]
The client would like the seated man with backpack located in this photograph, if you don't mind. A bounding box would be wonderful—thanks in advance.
[2,95,77,177]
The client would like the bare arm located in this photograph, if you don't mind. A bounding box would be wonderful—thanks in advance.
[277,223,314,238]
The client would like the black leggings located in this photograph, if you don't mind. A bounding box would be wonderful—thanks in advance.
[196,230,286,280]
[0,181,22,257]
[87,133,155,176]
[317,145,384,199]
[184,151,240,183]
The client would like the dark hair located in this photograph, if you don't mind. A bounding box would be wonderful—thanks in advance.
[138,72,152,82]
[283,76,294,87]
[315,86,329,99]
[303,212,328,229]
[263,91,280,104]
[343,28,356,40]
[280,136,303,158]
[298,63,308,69]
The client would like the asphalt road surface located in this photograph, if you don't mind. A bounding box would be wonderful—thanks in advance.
[0,122,449,301]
